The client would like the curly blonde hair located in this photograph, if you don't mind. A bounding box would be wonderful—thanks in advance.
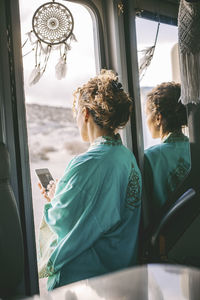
[73,69,133,131]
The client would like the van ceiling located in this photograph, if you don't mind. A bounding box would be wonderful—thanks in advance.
[135,0,180,21]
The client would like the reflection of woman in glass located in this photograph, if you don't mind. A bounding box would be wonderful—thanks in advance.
[144,82,190,220]
[39,70,142,290]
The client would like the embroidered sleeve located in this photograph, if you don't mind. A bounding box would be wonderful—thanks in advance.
[125,163,141,210]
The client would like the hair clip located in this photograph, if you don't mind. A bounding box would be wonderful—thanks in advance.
[111,80,123,91]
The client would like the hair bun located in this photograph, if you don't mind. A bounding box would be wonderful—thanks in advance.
[146,82,187,134]
[73,69,133,131]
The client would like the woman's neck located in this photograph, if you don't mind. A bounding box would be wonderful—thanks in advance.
[161,129,182,141]
[87,121,114,144]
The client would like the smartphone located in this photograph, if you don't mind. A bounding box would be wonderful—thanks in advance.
[35,168,54,191]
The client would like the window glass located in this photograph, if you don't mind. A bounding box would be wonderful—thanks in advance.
[136,17,191,224]
[19,0,97,294]
[136,17,180,149]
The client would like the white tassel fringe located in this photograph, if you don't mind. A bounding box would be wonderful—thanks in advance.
[179,51,200,105]
[29,66,42,85]
[55,56,67,80]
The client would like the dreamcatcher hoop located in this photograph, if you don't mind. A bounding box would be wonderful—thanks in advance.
[32,1,74,45]
[22,0,77,85]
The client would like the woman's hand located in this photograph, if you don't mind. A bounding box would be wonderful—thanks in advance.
[38,180,58,202]
[47,180,58,200]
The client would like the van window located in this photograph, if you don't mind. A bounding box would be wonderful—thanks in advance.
[19,0,97,294]
[136,17,182,149]
[136,17,191,225]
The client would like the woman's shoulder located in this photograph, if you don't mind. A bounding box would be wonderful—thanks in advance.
[68,151,98,170]
[65,139,140,174]
[144,143,169,167]
[59,151,102,189]
[145,133,189,159]
[144,143,165,156]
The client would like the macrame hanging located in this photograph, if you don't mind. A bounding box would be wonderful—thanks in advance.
[178,0,200,105]
[23,0,77,85]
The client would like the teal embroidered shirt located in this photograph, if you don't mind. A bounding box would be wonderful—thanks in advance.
[144,132,190,220]
[43,134,142,290]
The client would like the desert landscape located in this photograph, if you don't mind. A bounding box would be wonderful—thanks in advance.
[26,103,89,235]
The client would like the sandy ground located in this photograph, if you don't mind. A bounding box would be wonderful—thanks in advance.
[26,103,89,295]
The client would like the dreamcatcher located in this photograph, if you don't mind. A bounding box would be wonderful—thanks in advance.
[23,0,77,85]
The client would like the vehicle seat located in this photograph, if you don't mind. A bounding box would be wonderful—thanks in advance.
[0,142,24,297]
[143,188,200,267]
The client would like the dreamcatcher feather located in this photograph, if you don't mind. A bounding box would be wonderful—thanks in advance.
[139,22,160,81]
[22,1,77,85]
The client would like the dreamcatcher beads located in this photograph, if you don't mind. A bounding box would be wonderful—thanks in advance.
[23,1,76,85]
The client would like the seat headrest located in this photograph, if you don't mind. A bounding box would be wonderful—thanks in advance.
[0,143,10,180]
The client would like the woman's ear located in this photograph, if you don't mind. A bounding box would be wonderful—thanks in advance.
[82,107,90,122]
[156,113,162,126]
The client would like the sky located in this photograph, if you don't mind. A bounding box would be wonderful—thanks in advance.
[135,17,179,148]
[136,17,179,87]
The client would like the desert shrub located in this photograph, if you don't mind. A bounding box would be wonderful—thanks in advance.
[64,140,89,155]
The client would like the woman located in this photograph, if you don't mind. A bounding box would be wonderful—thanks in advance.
[144,82,190,221]
[39,69,142,290]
